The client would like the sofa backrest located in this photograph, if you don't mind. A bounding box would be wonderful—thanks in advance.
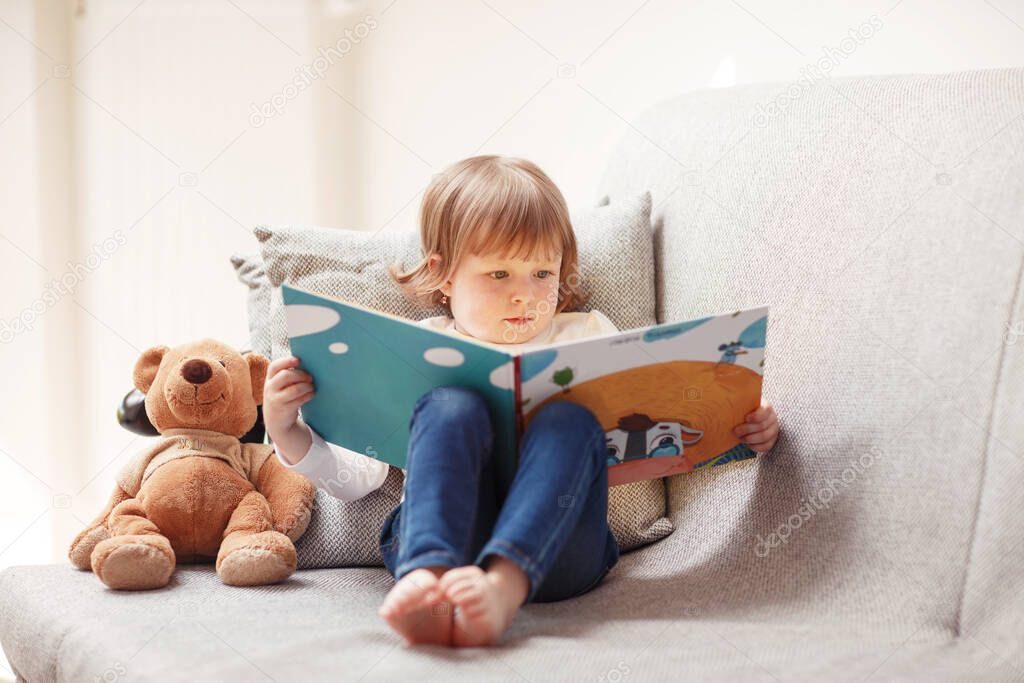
[598,67,1024,642]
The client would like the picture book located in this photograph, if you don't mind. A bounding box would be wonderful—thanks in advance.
[282,282,769,493]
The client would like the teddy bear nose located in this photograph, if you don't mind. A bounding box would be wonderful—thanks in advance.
[181,359,213,385]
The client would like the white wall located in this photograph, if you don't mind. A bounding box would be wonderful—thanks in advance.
[1,0,1022,597]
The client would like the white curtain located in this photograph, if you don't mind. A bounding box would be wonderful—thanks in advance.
[0,0,370,574]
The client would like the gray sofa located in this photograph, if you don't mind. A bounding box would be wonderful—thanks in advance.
[3,66,1023,682]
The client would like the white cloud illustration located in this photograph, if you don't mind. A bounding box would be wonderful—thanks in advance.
[423,347,464,367]
[489,361,514,390]
[284,304,340,337]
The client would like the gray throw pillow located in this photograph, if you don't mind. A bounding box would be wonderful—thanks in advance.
[294,467,405,568]
[228,253,273,357]
[231,191,673,566]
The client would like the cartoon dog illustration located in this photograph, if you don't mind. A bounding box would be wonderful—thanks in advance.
[604,413,704,466]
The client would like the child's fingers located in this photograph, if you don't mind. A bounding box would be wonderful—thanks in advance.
[266,382,314,406]
[267,356,312,384]
[270,393,314,419]
[734,415,776,437]
[742,428,774,446]
[273,383,314,403]
[744,403,773,423]
[740,422,779,446]
[747,436,776,451]
[282,391,315,409]
[266,367,314,392]
[267,356,300,378]
[753,410,777,426]
[746,423,778,440]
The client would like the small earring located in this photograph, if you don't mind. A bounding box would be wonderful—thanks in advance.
[440,293,448,305]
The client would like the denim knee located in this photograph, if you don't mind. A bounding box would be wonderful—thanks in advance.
[412,385,490,426]
[409,385,495,461]
[531,401,606,459]
[533,399,598,427]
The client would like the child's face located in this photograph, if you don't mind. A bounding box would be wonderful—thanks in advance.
[432,250,562,344]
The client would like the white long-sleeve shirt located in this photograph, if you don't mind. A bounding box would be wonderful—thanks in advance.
[274,309,619,502]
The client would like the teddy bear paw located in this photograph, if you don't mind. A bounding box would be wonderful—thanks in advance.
[216,530,296,587]
[69,525,110,570]
[91,534,175,591]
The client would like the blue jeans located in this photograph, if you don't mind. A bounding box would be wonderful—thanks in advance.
[379,385,620,604]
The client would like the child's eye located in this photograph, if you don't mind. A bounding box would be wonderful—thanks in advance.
[489,270,556,280]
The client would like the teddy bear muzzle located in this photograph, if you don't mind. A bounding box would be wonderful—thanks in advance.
[181,359,213,384]
[164,358,231,422]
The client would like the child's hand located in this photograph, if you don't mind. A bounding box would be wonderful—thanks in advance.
[263,356,315,442]
[733,398,779,453]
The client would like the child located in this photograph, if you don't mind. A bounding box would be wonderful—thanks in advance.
[263,155,780,648]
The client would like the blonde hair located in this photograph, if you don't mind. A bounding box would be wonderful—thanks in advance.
[389,155,589,316]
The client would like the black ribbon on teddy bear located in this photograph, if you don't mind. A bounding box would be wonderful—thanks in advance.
[117,349,266,444]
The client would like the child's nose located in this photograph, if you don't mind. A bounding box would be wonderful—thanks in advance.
[511,290,533,305]
[510,280,539,304]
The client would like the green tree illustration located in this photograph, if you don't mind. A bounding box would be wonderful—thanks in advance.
[552,366,574,393]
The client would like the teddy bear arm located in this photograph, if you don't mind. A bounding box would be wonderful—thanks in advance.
[68,483,133,570]
[254,449,316,542]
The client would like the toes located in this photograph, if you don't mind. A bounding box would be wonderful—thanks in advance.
[404,568,440,593]
[445,580,485,604]
[450,593,488,620]
[381,569,439,615]
[438,565,485,592]
[405,568,440,593]
[386,583,416,610]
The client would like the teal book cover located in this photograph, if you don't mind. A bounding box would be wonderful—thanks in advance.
[282,282,769,493]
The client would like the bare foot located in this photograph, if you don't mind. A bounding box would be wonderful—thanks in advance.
[438,561,528,647]
[378,567,454,645]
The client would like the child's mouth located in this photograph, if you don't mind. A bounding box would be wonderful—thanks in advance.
[503,317,530,325]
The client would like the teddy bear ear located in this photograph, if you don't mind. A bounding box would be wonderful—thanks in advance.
[243,351,270,405]
[133,345,169,394]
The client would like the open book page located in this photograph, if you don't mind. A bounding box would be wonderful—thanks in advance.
[281,283,769,491]
[281,283,519,490]
[517,307,769,486]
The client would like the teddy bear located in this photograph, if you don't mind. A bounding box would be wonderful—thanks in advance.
[68,339,316,590]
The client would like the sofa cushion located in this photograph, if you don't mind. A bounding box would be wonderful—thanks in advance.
[232,192,674,563]
[1,556,1017,682]
[598,66,1024,649]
